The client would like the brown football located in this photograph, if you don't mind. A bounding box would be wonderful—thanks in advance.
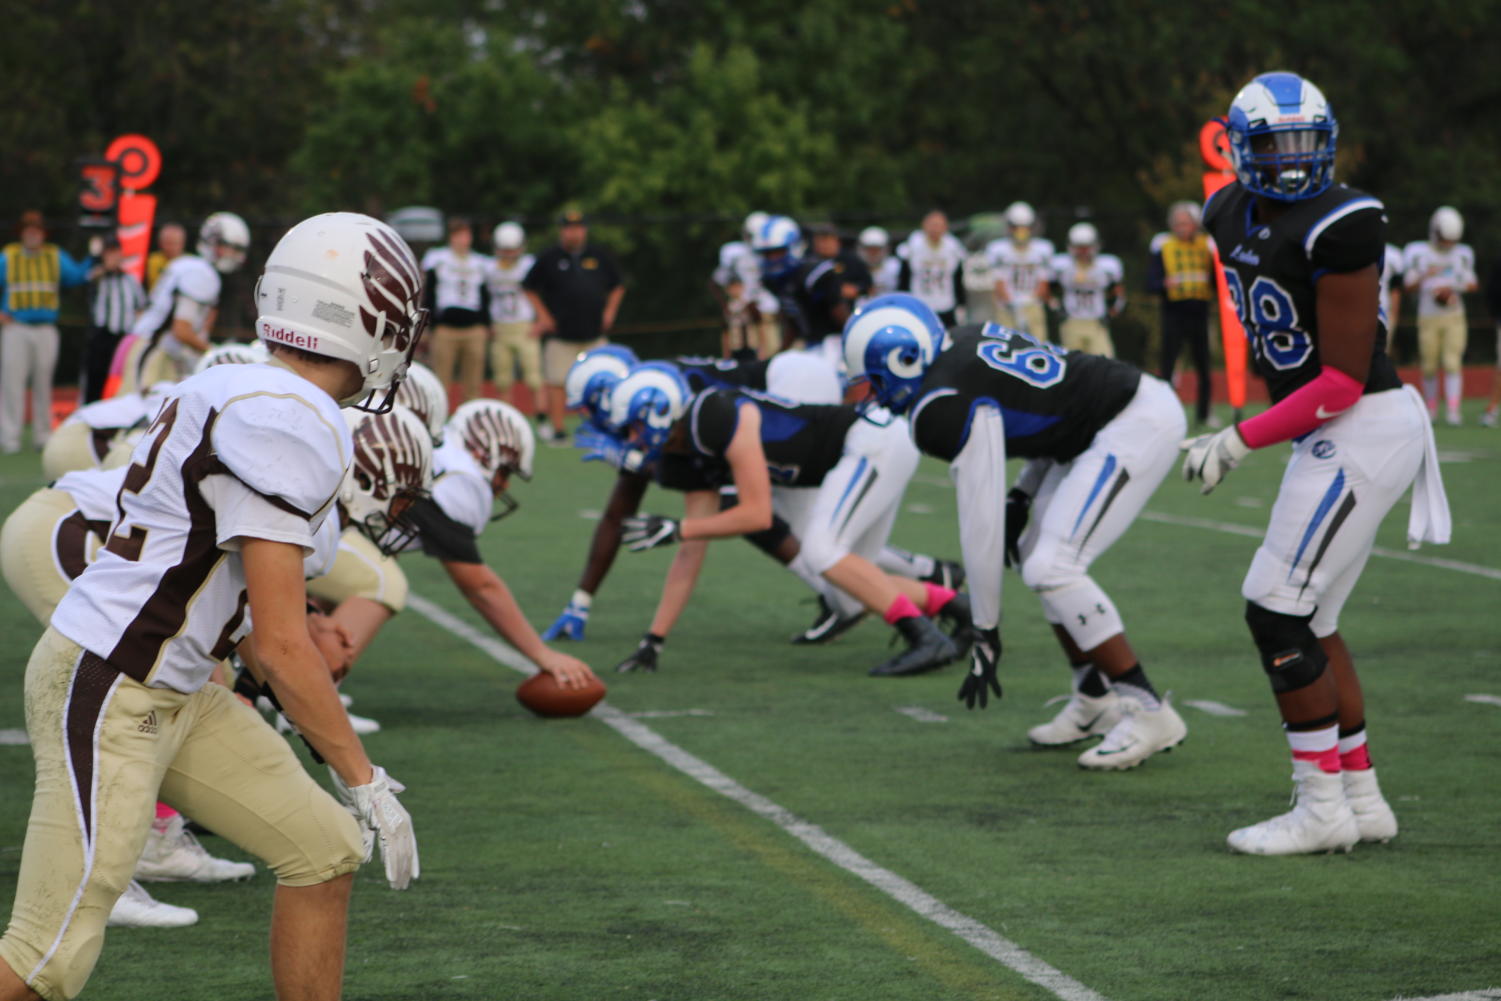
[515,671,607,718]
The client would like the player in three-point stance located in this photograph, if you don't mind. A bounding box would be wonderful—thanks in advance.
[843,293,1188,768]
[0,212,423,1001]
[1188,72,1449,854]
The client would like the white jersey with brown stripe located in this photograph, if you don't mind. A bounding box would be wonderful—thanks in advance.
[50,363,350,694]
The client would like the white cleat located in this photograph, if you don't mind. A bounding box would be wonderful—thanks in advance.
[135,814,256,883]
[108,881,199,928]
[1342,767,1398,843]
[1027,690,1123,747]
[1076,696,1187,770]
[347,711,381,735]
[1227,761,1360,855]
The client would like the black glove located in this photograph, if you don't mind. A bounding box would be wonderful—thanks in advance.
[622,514,682,553]
[956,627,1002,710]
[1003,489,1031,568]
[615,633,664,673]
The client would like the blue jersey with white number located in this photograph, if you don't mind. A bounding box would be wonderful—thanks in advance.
[1203,182,1400,404]
[908,324,1141,462]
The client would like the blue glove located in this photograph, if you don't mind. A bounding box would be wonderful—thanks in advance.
[542,590,592,642]
[574,428,644,473]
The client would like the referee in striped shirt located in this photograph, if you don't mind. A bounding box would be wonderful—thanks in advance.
[84,236,145,402]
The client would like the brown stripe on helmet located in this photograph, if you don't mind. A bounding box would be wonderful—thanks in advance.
[369,228,421,294]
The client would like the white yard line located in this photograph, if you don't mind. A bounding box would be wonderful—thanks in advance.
[0,729,29,746]
[1138,510,1501,582]
[1182,700,1248,718]
[1463,694,1501,708]
[895,706,950,723]
[1386,991,1501,1001]
[407,593,1111,1001]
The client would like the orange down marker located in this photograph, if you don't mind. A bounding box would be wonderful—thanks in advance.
[1199,120,1247,414]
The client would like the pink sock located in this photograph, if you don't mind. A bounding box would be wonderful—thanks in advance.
[1286,724,1340,774]
[155,802,178,821]
[883,594,922,625]
[1338,730,1372,771]
[921,583,956,617]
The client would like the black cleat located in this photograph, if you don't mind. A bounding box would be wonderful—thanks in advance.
[792,596,867,645]
[921,559,966,591]
[868,616,959,677]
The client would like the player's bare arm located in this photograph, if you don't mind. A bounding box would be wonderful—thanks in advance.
[677,403,772,539]
[645,488,720,639]
[577,469,650,594]
[443,559,597,689]
[1316,263,1379,382]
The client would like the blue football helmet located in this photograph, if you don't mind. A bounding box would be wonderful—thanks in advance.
[841,293,946,413]
[565,345,640,429]
[605,361,692,463]
[751,215,803,281]
[1225,71,1338,202]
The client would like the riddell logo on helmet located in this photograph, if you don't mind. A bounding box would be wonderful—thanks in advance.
[262,327,320,350]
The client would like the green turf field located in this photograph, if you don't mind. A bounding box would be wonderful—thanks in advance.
[1,400,1498,1001]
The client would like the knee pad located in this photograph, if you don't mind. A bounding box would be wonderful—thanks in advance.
[1244,601,1327,693]
[1035,577,1123,653]
[740,514,793,561]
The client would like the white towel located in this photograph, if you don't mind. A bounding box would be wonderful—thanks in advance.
[1404,384,1451,548]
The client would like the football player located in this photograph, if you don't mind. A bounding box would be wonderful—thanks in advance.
[1046,223,1124,358]
[1188,72,1449,854]
[0,212,422,1001]
[713,211,779,360]
[605,362,971,677]
[1404,207,1477,425]
[116,212,250,393]
[856,227,902,303]
[844,294,1188,766]
[986,202,1054,339]
[486,222,543,417]
[896,210,966,327]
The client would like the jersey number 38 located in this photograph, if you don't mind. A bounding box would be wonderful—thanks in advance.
[977,323,1067,388]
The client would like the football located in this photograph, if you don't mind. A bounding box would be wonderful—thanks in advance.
[515,671,607,718]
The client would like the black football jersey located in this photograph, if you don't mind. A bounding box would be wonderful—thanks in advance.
[672,355,772,395]
[1203,182,1401,403]
[787,252,873,339]
[908,324,1141,463]
[653,389,857,492]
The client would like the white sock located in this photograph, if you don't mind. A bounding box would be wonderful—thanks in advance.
[875,545,936,579]
[1445,372,1462,412]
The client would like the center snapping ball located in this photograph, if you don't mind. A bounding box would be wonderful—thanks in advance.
[516,671,607,718]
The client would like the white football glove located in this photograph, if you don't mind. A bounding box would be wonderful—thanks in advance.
[332,765,419,890]
[1180,425,1251,495]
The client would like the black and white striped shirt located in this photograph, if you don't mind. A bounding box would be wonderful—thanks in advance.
[91,269,146,334]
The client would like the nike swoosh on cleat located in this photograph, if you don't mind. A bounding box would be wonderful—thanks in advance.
[1075,712,1104,733]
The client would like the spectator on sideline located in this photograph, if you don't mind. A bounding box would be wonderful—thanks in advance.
[896,209,966,326]
[0,211,93,453]
[487,221,543,421]
[145,222,186,291]
[524,209,624,444]
[1045,222,1123,358]
[83,236,145,403]
[1404,206,1477,425]
[1147,201,1215,426]
[423,217,492,404]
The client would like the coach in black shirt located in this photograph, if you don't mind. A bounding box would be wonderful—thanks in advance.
[524,209,625,443]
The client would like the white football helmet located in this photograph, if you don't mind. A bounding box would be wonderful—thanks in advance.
[1225,72,1337,202]
[1430,206,1464,243]
[493,221,526,251]
[1068,222,1099,249]
[340,405,434,556]
[858,226,889,248]
[198,211,251,274]
[742,211,770,244]
[1006,201,1037,229]
[193,340,267,374]
[393,361,448,444]
[254,212,428,412]
[449,399,536,520]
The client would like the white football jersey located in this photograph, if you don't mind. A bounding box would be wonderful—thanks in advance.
[130,255,221,338]
[61,391,152,431]
[986,238,1056,305]
[1402,240,1474,317]
[51,363,350,694]
[713,240,750,287]
[54,466,128,524]
[421,246,491,315]
[430,436,495,538]
[1050,252,1124,320]
[486,253,536,323]
[896,233,966,313]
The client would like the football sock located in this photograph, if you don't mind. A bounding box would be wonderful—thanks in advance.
[1423,375,1438,406]
[921,582,956,616]
[882,594,922,625]
[877,545,936,579]
[1072,663,1110,697]
[1286,723,1340,773]
[1445,372,1463,413]
[1108,664,1160,710]
[1338,724,1372,771]
[155,802,179,821]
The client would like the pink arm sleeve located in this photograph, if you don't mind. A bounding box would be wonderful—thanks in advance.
[1237,365,1365,449]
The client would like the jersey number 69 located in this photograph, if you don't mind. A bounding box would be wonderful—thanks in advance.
[977,323,1067,388]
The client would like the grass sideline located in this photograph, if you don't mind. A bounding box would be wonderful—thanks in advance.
[0,400,1497,1000]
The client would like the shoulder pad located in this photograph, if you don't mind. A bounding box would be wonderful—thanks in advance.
[171,257,222,304]
[212,389,350,518]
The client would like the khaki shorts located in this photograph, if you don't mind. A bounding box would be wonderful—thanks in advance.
[490,320,542,392]
[40,422,111,480]
[998,301,1050,341]
[0,628,365,1001]
[1,488,104,626]
[543,336,606,386]
[307,528,409,615]
[1059,316,1114,357]
[1418,312,1467,374]
[430,324,488,403]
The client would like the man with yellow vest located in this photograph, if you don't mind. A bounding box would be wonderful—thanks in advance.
[0,211,93,453]
[1148,201,1216,427]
